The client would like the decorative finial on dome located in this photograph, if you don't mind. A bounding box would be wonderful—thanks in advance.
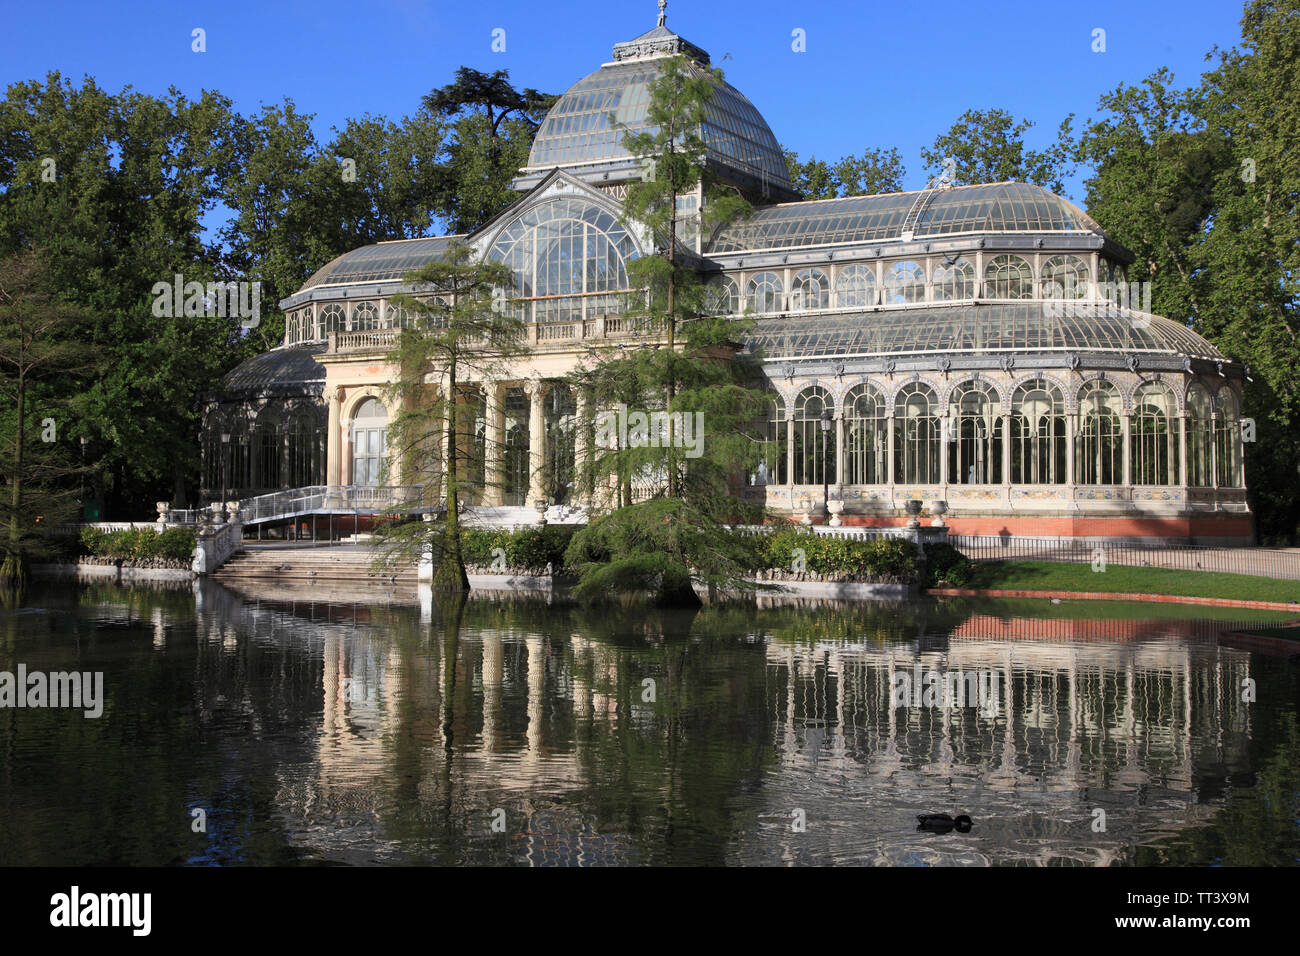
[657,0,667,27]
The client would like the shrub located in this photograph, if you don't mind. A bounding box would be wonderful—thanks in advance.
[753,527,918,581]
[77,525,196,562]
[921,542,972,587]
[461,525,577,573]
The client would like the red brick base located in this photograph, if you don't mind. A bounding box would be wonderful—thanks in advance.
[818,513,1253,542]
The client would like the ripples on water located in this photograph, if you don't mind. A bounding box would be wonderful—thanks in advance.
[0,581,1297,866]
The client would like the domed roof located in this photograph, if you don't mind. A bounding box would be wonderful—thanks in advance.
[521,15,795,200]
[300,235,462,292]
[219,345,326,399]
[709,182,1109,254]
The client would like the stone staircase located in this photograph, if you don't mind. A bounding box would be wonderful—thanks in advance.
[213,545,417,584]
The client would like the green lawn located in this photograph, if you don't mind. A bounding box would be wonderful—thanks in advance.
[953,560,1300,605]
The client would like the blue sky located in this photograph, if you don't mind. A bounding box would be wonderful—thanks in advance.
[2,0,1247,206]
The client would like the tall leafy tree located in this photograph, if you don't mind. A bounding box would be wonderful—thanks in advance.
[784,146,905,199]
[422,68,556,233]
[0,250,94,584]
[375,244,529,594]
[565,56,767,607]
[921,108,1075,192]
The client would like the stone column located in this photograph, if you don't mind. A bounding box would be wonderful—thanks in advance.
[325,386,342,486]
[785,408,795,489]
[938,412,949,487]
[482,382,506,506]
[1001,412,1012,486]
[833,410,845,493]
[1065,414,1076,490]
[527,379,547,507]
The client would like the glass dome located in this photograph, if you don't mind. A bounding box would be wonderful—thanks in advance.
[522,23,793,198]
[300,236,462,291]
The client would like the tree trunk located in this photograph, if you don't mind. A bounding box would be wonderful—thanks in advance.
[2,371,27,585]
[432,367,470,593]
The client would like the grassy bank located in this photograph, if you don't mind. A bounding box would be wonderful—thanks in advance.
[951,560,1300,605]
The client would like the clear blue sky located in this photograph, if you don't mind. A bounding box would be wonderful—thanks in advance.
[1,0,1248,206]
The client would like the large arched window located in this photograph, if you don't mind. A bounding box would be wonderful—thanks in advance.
[1010,379,1065,484]
[984,255,1033,300]
[350,398,388,486]
[1041,255,1091,299]
[948,381,1002,485]
[749,394,787,486]
[895,382,940,484]
[253,410,281,491]
[503,388,530,506]
[1186,383,1213,487]
[545,385,577,504]
[1077,381,1122,485]
[844,384,888,485]
[1130,383,1177,486]
[931,257,975,301]
[884,260,926,304]
[487,197,638,325]
[1214,388,1243,487]
[793,386,835,485]
[836,263,877,308]
[790,269,829,311]
[287,406,320,488]
[747,271,784,314]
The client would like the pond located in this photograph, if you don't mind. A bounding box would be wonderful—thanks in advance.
[1,581,1297,866]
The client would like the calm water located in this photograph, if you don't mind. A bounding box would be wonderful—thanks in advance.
[1,581,1298,866]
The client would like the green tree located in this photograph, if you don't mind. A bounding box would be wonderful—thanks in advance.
[422,68,556,233]
[922,108,1075,192]
[374,243,529,594]
[0,250,94,584]
[784,146,905,199]
[565,56,767,607]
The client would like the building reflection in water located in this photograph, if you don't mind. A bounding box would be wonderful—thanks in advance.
[189,581,1273,866]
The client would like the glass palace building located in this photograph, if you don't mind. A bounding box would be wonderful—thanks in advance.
[202,9,1252,543]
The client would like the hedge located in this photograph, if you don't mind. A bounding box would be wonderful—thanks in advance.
[79,526,197,562]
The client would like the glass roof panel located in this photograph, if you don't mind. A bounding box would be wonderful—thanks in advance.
[710,182,1104,253]
[746,303,1223,361]
[300,236,461,290]
[525,60,792,192]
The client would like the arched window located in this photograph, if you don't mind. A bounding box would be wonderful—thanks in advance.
[984,255,1033,300]
[1130,383,1177,486]
[350,398,388,486]
[790,269,829,311]
[545,385,577,504]
[931,257,975,301]
[321,303,345,334]
[747,271,784,314]
[884,260,926,304]
[793,386,835,485]
[748,393,787,486]
[384,302,410,329]
[487,197,639,324]
[253,410,281,491]
[705,275,740,315]
[1214,388,1243,487]
[351,301,379,331]
[1010,379,1065,484]
[844,384,888,484]
[1041,255,1090,299]
[948,381,1002,485]
[227,416,250,494]
[836,263,877,308]
[286,406,320,488]
[895,382,940,484]
[1186,383,1213,487]
[1076,381,1122,485]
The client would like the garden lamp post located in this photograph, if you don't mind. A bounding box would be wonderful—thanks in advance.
[220,431,230,517]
